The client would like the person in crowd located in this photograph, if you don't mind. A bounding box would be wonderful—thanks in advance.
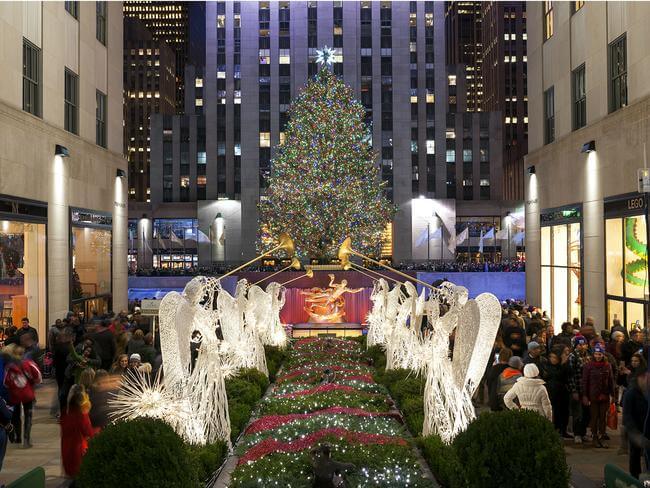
[60,341,100,414]
[486,347,513,411]
[582,343,615,448]
[503,363,553,421]
[502,319,527,358]
[53,329,74,414]
[523,341,547,378]
[622,329,645,368]
[623,371,650,479]
[3,344,41,447]
[608,330,626,363]
[526,314,545,340]
[5,317,38,347]
[497,356,524,409]
[611,318,630,342]
[61,385,99,478]
[580,318,597,343]
[128,353,142,371]
[311,443,355,488]
[138,333,156,366]
[545,348,571,438]
[110,354,129,376]
[78,368,96,393]
[0,396,13,470]
[70,316,86,346]
[618,352,648,455]
[126,329,145,357]
[90,319,116,371]
[88,370,118,430]
[568,335,591,444]
[48,319,64,353]
[551,322,575,350]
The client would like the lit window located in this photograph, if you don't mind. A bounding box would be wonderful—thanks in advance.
[197,176,207,185]
[544,1,554,40]
[234,143,241,156]
[448,75,457,86]
[480,179,490,187]
[217,71,226,79]
[279,49,290,64]
[410,95,418,103]
[195,78,203,87]
[446,130,455,139]
[146,188,151,195]
[426,140,435,154]
[410,42,417,53]
[259,132,271,147]
[197,151,206,164]
[279,132,286,145]
[426,92,434,104]
[196,98,203,107]
[180,177,190,188]
[505,117,511,124]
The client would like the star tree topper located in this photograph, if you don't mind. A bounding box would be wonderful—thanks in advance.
[316,45,335,67]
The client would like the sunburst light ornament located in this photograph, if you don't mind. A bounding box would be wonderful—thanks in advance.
[316,45,335,66]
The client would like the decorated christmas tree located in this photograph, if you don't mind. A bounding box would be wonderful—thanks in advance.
[258,55,395,260]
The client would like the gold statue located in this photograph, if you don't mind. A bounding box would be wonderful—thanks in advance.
[301,274,363,323]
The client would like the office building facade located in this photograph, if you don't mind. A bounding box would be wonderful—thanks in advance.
[0,1,127,343]
[526,1,650,329]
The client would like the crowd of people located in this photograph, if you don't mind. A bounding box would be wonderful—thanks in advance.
[0,309,157,478]
[484,302,649,479]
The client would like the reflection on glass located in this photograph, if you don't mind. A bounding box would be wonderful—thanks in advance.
[624,216,648,300]
[542,267,551,316]
[607,299,624,328]
[569,223,581,268]
[569,267,581,322]
[627,301,645,331]
[553,225,567,267]
[0,221,46,338]
[541,226,551,266]
[606,218,624,296]
[553,267,568,328]
[72,227,112,299]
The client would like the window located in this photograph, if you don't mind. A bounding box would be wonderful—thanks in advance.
[96,91,106,147]
[65,1,79,19]
[543,1,553,40]
[572,1,585,14]
[64,69,79,135]
[609,34,627,113]
[22,39,41,117]
[544,87,555,144]
[572,64,586,130]
[96,1,107,45]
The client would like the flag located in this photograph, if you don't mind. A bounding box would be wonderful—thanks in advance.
[512,231,525,245]
[415,227,429,247]
[143,230,153,252]
[170,231,183,247]
[197,229,210,243]
[478,230,484,254]
[495,228,508,240]
[483,227,495,240]
[447,234,457,254]
[219,230,226,246]
[456,227,469,245]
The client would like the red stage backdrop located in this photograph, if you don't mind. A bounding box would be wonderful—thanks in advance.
[279,287,372,325]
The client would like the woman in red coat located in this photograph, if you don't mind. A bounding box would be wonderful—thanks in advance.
[61,385,99,478]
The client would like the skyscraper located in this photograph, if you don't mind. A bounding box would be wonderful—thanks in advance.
[124,18,177,203]
[136,1,518,268]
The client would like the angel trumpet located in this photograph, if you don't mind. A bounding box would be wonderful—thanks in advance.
[280,268,314,286]
[348,261,404,286]
[338,237,435,290]
[217,232,295,281]
[253,256,301,286]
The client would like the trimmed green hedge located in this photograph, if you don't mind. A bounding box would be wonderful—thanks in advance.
[188,440,228,482]
[420,410,570,488]
[78,417,198,488]
[264,345,289,382]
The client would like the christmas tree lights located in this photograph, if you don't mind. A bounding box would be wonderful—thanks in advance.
[258,67,396,260]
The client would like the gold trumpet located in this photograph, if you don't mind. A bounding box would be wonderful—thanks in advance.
[253,256,301,286]
[217,232,295,281]
[348,261,403,286]
[280,268,314,286]
[338,237,435,290]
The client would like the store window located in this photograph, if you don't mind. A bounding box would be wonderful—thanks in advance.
[153,219,198,269]
[71,209,112,320]
[540,206,582,327]
[605,195,648,329]
[0,219,46,342]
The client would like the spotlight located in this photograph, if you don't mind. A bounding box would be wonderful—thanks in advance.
[55,144,69,157]
[527,165,536,175]
[580,140,596,153]
[116,169,126,178]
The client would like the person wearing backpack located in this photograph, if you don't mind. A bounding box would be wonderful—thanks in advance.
[3,344,42,448]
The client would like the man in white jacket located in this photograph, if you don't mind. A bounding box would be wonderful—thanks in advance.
[503,363,553,421]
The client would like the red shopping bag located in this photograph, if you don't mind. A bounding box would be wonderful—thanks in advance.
[607,402,618,431]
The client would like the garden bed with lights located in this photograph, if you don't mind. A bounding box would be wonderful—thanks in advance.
[228,337,435,487]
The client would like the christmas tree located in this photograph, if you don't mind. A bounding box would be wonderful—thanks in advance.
[258,60,395,260]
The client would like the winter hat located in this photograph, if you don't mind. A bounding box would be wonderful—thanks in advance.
[593,343,605,354]
[527,341,541,351]
[508,356,523,370]
[611,331,625,341]
[129,353,141,362]
[573,334,587,347]
[523,363,540,378]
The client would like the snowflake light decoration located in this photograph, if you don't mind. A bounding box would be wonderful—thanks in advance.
[316,45,335,66]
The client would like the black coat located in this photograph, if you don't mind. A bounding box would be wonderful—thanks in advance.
[486,363,509,411]
[545,362,570,400]
[503,326,527,356]
[89,329,116,371]
[623,379,650,448]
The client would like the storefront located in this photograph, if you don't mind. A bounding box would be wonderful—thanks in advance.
[70,208,112,320]
[152,218,198,269]
[539,205,582,328]
[604,194,648,329]
[0,196,47,335]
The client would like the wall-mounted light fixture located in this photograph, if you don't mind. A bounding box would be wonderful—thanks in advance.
[580,140,596,153]
[527,165,536,175]
[116,169,126,178]
[55,144,69,157]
